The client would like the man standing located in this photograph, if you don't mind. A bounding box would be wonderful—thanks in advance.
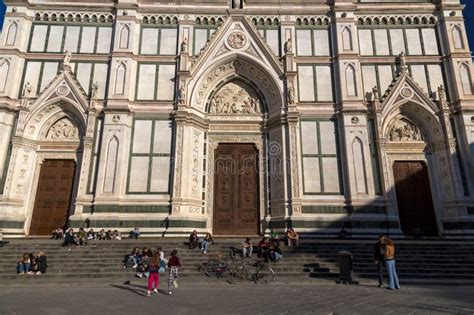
[374,234,386,288]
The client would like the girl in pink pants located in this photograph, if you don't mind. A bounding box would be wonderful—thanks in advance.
[146,252,160,297]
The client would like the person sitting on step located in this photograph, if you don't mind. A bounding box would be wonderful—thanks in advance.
[242,238,253,258]
[188,230,199,249]
[51,227,64,240]
[257,237,270,261]
[77,228,87,246]
[112,230,122,240]
[97,229,107,240]
[105,230,113,240]
[269,228,282,246]
[62,229,78,247]
[201,232,213,254]
[129,227,140,239]
[34,251,48,275]
[286,228,299,247]
[268,241,283,262]
[87,229,96,240]
[17,253,32,275]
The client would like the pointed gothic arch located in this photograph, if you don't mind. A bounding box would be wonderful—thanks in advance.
[345,64,357,96]
[189,56,283,115]
[103,136,119,193]
[452,25,464,49]
[459,63,472,95]
[0,59,10,93]
[5,22,18,46]
[119,25,130,49]
[114,62,126,95]
[342,27,353,51]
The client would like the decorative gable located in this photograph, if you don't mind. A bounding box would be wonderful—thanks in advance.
[190,15,284,77]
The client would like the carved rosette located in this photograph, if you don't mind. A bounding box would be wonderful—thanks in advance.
[227,32,247,50]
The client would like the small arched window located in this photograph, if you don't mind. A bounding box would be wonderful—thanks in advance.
[452,26,464,49]
[5,22,18,46]
[342,27,352,51]
[345,64,357,96]
[0,60,10,92]
[460,63,472,95]
[114,62,126,95]
[119,25,130,49]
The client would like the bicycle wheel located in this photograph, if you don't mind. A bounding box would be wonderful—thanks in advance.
[256,266,274,284]
[229,263,248,282]
[205,262,218,277]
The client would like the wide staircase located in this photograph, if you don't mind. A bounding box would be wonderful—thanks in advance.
[1,239,474,285]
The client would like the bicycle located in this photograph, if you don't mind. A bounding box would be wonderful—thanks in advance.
[249,260,275,284]
[198,249,248,282]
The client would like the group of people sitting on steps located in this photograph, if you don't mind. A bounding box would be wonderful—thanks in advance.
[122,246,181,296]
[53,227,143,248]
[186,227,298,263]
[16,251,47,275]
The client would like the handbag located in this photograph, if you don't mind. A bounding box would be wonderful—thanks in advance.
[173,280,178,288]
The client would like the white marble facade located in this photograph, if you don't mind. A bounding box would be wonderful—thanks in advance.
[0,0,473,238]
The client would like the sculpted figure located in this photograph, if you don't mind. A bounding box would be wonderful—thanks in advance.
[180,38,188,53]
[63,50,72,67]
[22,82,33,99]
[288,85,295,104]
[284,38,292,54]
[178,86,186,104]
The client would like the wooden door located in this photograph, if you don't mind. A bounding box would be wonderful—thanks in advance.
[29,159,76,235]
[213,144,259,235]
[393,161,438,236]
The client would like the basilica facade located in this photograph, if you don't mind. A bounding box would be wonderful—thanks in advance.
[0,0,473,238]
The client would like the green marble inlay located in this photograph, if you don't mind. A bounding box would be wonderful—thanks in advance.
[83,205,170,213]
[302,205,386,214]
[0,221,24,229]
[443,222,474,230]
[70,219,206,229]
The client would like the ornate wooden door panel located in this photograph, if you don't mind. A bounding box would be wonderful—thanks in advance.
[29,159,76,235]
[213,144,259,235]
[393,161,438,236]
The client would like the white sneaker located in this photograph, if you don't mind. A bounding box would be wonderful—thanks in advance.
[168,291,172,295]
[203,251,207,254]
[153,288,158,293]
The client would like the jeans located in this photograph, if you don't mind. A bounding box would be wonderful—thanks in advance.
[18,262,30,273]
[202,240,210,252]
[243,247,253,257]
[377,261,385,286]
[385,260,400,289]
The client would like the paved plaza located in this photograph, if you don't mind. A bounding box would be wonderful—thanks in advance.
[0,282,473,314]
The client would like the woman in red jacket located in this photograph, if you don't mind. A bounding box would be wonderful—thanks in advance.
[146,252,160,297]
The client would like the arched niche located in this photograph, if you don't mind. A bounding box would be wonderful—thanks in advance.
[190,58,283,116]
[5,22,18,46]
[206,79,265,115]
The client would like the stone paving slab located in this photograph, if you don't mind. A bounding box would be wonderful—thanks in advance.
[0,282,473,314]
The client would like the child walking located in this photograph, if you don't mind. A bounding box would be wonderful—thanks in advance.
[146,252,160,297]
[167,250,181,295]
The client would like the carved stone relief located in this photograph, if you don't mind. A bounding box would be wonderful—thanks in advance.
[195,60,279,111]
[209,81,262,115]
[191,131,201,196]
[227,32,247,49]
[388,118,424,142]
[45,117,79,140]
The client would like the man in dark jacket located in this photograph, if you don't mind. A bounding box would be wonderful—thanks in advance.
[374,234,386,287]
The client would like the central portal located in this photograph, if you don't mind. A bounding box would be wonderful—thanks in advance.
[213,143,259,235]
